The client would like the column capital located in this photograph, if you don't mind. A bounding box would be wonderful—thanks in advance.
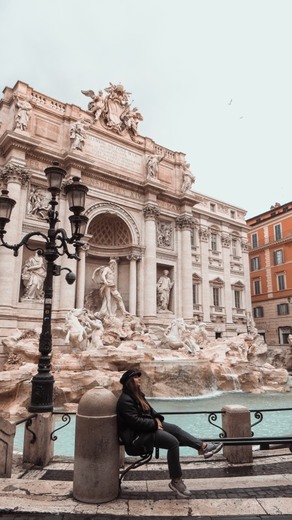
[126,254,141,262]
[80,242,90,253]
[241,240,249,253]
[0,162,30,186]
[198,226,209,242]
[143,203,160,221]
[221,234,231,248]
[175,214,193,230]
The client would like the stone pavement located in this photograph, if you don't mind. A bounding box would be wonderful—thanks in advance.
[0,448,292,519]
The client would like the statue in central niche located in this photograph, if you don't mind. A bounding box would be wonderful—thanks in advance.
[91,259,129,317]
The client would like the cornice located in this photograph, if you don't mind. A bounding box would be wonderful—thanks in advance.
[157,251,177,261]
[87,243,144,258]
[0,130,40,157]
[249,234,292,253]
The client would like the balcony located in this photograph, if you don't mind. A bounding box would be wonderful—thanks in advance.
[210,306,226,322]
[232,307,247,324]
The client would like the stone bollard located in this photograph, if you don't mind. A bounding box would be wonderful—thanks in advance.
[73,387,119,504]
[222,405,253,464]
[0,416,16,477]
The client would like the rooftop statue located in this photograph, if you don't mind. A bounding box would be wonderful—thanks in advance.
[181,162,196,192]
[69,117,91,151]
[80,89,105,121]
[14,95,32,131]
[82,83,143,141]
[122,106,143,139]
[146,152,165,179]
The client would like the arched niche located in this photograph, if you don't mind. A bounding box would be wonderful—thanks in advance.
[84,203,142,313]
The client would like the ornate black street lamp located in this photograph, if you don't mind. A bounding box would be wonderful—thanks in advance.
[0,163,88,413]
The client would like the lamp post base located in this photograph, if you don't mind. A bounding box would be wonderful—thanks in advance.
[28,374,54,413]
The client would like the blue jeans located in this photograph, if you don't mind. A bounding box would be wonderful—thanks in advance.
[132,422,203,480]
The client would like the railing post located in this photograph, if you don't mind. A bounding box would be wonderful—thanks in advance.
[222,405,253,463]
[23,413,54,467]
[0,417,16,478]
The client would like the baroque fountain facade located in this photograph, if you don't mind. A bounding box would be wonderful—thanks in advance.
[0,80,290,417]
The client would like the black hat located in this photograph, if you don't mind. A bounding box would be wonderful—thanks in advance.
[120,368,141,385]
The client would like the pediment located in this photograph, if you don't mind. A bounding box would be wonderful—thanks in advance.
[210,277,224,286]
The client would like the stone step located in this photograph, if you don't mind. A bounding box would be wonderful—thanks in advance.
[1,451,292,518]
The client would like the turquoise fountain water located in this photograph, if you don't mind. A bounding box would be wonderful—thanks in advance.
[13,392,292,457]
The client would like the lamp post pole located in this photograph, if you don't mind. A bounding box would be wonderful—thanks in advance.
[29,195,60,412]
[0,162,88,413]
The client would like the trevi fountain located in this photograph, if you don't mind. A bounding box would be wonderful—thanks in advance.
[1,295,291,418]
[1,80,291,421]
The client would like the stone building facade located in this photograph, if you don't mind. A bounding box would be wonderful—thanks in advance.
[0,81,251,343]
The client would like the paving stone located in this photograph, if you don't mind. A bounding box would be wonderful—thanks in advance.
[1,450,292,518]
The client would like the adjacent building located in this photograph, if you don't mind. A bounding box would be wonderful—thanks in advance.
[247,202,292,345]
[0,81,252,353]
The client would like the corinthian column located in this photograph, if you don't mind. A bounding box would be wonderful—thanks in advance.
[127,254,141,315]
[57,196,77,311]
[221,234,233,324]
[143,203,160,318]
[199,226,211,322]
[76,243,89,309]
[176,214,193,321]
[0,163,30,306]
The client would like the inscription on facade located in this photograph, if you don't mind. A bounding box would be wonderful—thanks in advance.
[86,135,143,173]
[158,200,178,212]
[88,177,143,201]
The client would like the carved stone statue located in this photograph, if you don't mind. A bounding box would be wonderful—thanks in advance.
[69,118,90,151]
[189,319,208,347]
[64,309,87,348]
[21,251,46,301]
[122,106,143,140]
[81,89,105,121]
[288,334,292,346]
[81,83,143,139]
[14,95,32,131]
[92,259,129,317]
[181,163,195,192]
[28,187,50,219]
[157,222,172,248]
[146,152,165,179]
[78,308,104,348]
[157,270,174,311]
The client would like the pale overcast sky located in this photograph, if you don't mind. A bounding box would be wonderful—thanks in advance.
[1,0,291,219]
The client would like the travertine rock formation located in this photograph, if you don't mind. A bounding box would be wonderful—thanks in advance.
[0,316,290,418]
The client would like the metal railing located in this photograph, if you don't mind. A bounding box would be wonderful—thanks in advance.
[14,407,292,452]
[159,408,292,448]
